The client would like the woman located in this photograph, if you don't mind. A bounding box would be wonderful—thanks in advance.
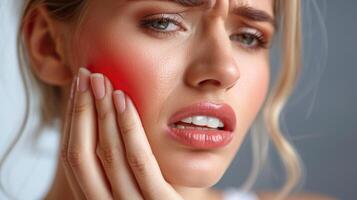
[0,0,334,199]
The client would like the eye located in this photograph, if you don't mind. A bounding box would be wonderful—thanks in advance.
[230,27,268,50]
[143,17,178,31]
[139,14,185,37]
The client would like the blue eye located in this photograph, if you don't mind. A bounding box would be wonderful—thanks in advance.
[232,33,258,46]
[140,15,269,50]
[230,28,268,50]
[143,18,178,31]
[140,14,184,37]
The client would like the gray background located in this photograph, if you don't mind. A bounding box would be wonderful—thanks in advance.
[214,1,357,200]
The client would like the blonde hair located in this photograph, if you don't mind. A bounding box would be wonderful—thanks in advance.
[1,0,302,199]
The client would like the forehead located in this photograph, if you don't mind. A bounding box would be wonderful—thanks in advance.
[125,0,274,14]
[118,0,276,29]
[233,0,274,15]
[206,0,274,15]
[206,0,273,13]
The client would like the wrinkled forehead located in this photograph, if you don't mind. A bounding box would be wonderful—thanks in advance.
[117,0,274,14]
[115,0,275,27]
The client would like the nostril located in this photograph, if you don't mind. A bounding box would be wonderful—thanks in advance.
[198,79,221,87]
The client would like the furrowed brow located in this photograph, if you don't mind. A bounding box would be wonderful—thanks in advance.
[171,0,276,28]
[128,0,276,28]
[127,0,210,7]
[232,5,276,29]
[171,0,209,7]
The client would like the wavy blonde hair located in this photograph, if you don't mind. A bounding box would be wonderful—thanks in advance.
[1,0,302,199]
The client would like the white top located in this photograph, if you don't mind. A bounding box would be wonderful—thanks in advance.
[223,188,259,200]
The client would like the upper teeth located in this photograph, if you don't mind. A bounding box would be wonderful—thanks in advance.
[180,116,224,129]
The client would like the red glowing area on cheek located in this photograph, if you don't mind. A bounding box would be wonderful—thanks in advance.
[87,58,130,93]
[86,55,150,116]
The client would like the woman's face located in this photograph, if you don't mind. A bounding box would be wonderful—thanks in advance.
[70,0,274,187]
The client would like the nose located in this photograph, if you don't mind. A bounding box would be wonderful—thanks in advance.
[184,21,240,92]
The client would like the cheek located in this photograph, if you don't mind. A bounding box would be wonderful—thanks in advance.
[230,58,270,137]
[244,67,269,105]
[234,55,270,106]
[86,50,156,116]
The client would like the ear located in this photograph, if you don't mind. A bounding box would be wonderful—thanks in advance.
[22,6,72,86]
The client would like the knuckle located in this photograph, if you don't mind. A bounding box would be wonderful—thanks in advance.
[96,145,117,168]
[97,108,113,122]
[120,121,137,136]
[72,99,91,116]
[60,146,69,165]
[67,148,83,168]
[127,152,150,175]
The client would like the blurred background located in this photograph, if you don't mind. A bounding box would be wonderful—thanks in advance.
[215,1,357,200]
[1,0,356,199]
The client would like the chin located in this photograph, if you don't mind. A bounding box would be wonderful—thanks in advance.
[165,172,222,188]
[158,153,228,188]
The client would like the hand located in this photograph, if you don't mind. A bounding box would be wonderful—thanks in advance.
[60,67,183,200]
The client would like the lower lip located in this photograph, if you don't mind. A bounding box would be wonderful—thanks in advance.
[166,126,234,149]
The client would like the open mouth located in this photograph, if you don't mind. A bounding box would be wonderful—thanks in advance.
[166,101,236,149]
[170,115,226,131]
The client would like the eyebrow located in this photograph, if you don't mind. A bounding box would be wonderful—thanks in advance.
[128,0,208,7]
[232,5,277,29]
[130,0,276,28]
[171,0,207,7]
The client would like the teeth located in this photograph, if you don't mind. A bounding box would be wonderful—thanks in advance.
[175,124,214,130]
[179,115,224,129]
[207,117,220,128]
[192,116,208,126]
[177,125,186,129]
[181,117,192,123]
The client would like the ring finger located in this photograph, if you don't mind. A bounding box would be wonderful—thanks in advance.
[90,73,143,200]
[67,68,112,199]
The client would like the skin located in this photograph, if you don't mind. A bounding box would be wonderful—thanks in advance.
[22,0,336,199]
[82,0,271,190]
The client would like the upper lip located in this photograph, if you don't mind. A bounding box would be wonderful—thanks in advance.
[168,101,237,131]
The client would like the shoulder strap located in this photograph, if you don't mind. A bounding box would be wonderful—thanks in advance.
[222,188,259,200]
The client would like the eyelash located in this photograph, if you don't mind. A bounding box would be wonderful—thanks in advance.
[139,14,269,51]
[140,14,184,38]
[230,28,269,50]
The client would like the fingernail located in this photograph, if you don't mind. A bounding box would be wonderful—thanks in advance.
[78,67,90,93]
[90,74,105,100]
[113,90,126,113]
[70,76,78,99]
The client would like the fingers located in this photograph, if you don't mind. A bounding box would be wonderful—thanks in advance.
[90,73,143,200]
[113,92,181,200]
[64,68,112,200]
[61,69,181,200]
[60,75,86,200]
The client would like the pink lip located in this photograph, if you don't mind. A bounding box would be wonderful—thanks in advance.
[166,102,237,149]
